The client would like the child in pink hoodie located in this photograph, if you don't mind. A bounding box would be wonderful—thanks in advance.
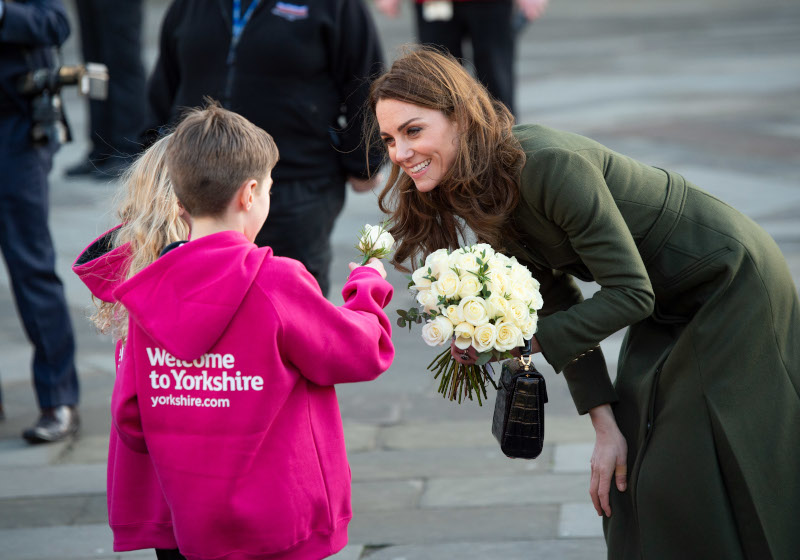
[111,105,395,560]
[73,135,188,557]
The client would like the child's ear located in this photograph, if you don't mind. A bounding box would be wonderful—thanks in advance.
[239,179,258,211]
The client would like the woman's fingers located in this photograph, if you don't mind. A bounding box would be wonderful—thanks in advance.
[589,466,602,516]
[615,460,628,492]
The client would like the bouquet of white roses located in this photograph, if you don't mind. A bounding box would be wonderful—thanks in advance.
[398,244,543,405]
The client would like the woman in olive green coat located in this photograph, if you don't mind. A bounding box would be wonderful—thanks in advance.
[367,48,800,559]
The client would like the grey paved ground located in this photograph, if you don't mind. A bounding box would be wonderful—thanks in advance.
[1,0,798,558]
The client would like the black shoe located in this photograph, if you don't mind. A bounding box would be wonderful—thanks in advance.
[65,158,104,178]
[22,405,79,444]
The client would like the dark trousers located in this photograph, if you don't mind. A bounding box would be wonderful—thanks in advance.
[415,0,516,115]
[75,0,146,160]
[0,116,79,409]
[254,176,346,298]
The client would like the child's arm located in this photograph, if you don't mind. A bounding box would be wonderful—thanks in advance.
[270,261,394,385]
[110,340,148,453]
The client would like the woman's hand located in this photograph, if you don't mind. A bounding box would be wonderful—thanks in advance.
[450,340,476,365]
[588,404,628,517]
[349,257,387,279]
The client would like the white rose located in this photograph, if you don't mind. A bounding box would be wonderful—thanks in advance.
[494,322,524,352]
[486,294,511,320]
[433,269,460,299]
[507,299,530,326]
[521,315,538,339]
[487,269,510,298]
[458,275,483,298]
[359,224,394,254]
[487,253,511,270]
[446,304,465,325]
[453,322,475,350]
[416,287,440,313]
[510,279,536,304]
[471,243,495,260]
[472,323,497,353]
[421,316,454,347]
[459,296,490,326]
[424,248,451,277]
[529,289,544,311]
[410,266,432,291]
[451,251,480,277]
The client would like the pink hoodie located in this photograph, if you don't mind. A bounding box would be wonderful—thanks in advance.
[72,226,178,552]
[111,231,394,560]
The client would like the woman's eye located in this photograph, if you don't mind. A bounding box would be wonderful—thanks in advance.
[407,127,422,136]
[382,137,394,147]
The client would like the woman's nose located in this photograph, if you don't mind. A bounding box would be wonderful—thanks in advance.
[395,140,412,162]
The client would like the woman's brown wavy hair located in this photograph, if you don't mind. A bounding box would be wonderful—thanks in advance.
[366,47,525,271]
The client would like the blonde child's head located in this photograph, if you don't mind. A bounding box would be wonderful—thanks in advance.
[91,134,190,341]
[166,102,279,219]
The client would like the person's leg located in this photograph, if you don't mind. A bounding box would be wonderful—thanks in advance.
[414,3,465,61]
[155,549,186,560]
[254,177,346,298]
[0,131,79,440]
[462,0,516,115]
[92,0,146,162]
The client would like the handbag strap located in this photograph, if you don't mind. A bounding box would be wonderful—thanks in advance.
[518,338,533,371]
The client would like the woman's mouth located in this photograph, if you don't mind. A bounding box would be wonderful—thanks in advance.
[409,159,431,174]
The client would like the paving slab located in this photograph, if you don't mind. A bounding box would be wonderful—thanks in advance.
[420,473,589,508]
[347,505,560,546]
[352,480,424,512]
[0,465,106,499]
[559,503,605,538]
[361,539,607,560]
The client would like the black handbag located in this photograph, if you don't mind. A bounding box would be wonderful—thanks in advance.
[491,340,548,459]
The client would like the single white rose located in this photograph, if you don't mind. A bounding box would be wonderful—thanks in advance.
[457,275,482,298]
[433,269,460,299]
[472,323,497,353]
[416,288,440,313]
[459,296,490,326]
[410,266,433,291]
[445,304,465,325]
[510,279,536,304]
[421,316,454,347]
[424,248,451,277]
[451,251,481,277]
[359,224,394,254]
[471,243,496,260]
[486,294,511,320]
[487,269,510,298]
[521,315,538,339]
[529,289,544,311]
[453,322,475,350]
[494,322,524,352]
[508,299,530,326]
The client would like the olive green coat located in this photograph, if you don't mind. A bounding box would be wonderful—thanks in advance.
[507,125,800,559]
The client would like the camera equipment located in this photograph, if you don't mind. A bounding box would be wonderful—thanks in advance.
[17,63,109,146]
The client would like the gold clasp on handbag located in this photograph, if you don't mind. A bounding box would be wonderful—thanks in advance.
[519,354,532,371]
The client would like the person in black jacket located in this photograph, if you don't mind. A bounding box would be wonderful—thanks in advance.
[0,0,80,442]
[145,0,385,297]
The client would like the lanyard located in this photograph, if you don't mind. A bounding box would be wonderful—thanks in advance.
[228,0,263,63]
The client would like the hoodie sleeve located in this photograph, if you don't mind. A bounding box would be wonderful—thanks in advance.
[111,339,148,453]
[269,261,394,385]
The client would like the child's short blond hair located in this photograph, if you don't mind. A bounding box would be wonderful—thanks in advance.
[166,102,279,217]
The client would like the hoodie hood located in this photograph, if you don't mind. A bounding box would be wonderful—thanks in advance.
[73,226,132,303]
[113,231,270,361]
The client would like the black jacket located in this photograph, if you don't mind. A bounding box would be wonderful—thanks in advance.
[146,0,384,181]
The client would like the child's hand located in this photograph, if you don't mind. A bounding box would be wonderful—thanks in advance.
[349,258,387,279]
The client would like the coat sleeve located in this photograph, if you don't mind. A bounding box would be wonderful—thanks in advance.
[522,147,655,373]
[327,0,384,178]
[269,262,394,385]
[529,264,619,414]
[111,338,148,453]
[0,0,69,47]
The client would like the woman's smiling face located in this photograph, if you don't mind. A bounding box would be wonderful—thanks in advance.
[376,98,460,193]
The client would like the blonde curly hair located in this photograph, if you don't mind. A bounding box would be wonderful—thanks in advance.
[90,134,189,341]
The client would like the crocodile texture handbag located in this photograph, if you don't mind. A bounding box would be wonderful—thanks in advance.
[491,342,548,459]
